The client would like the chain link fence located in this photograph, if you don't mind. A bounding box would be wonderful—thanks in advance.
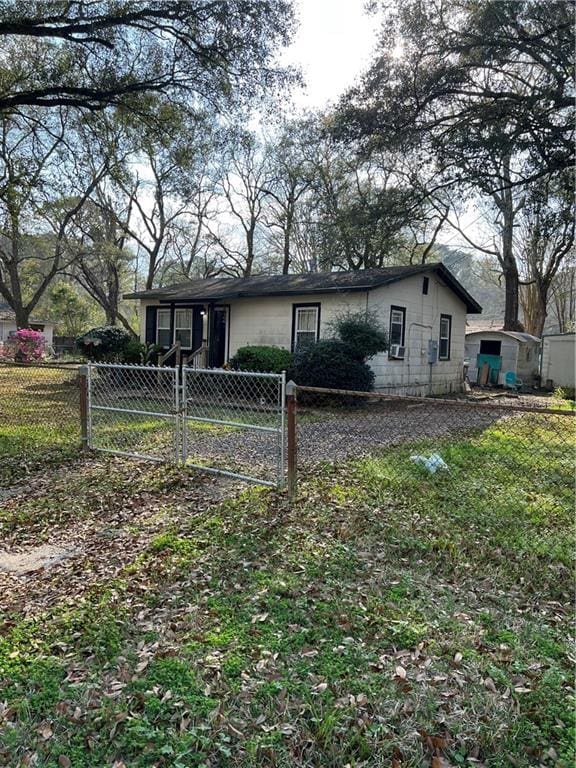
[88,363,180,462]
[182,368,285,486]
[87,364,286,486]
[0,362,81,482]
[289,385,575,519]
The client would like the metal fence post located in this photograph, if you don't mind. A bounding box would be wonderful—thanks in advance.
[279,372,286,489]
[79,364,89,451]
[286,380,297,500]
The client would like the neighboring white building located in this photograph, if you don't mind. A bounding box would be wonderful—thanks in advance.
[126,263,482,396]
[465,329,540,387]
[540,332,575,390]
[0,304,54,348]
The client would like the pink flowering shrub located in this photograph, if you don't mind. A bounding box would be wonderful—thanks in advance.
[0,328,46,362]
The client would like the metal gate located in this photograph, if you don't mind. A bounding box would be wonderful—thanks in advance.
[88,363,180,462]
[182,368,285,487]
[87,363,285,487]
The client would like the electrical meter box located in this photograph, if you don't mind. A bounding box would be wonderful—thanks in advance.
[428,339,439,364]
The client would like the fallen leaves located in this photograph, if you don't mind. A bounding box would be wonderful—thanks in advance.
[36,722,52,741]
[394,664,407,680]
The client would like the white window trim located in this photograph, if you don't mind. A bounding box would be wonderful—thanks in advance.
[439,314,452,361]
[156,308,171,347]
[389,305,406,355]
[174,308,193,349]
[293,304,320,350]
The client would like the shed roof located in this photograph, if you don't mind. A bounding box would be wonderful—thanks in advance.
[125,262,482,313]
[465,328,540,344]
[0,303,52,326]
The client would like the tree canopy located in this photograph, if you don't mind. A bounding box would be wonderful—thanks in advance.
[0,1,296,115]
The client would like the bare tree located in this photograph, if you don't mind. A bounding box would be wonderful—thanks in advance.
[0,110,108,327]
[518,172,575,336]
[207,132,270,277]
[262,121,315,274]
[68,190,137,334]
[116,121,219,288]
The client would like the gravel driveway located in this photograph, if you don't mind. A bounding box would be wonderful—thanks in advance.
[183,400,526,481]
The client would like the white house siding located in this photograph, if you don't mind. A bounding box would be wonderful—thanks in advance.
[366,274,467,395]
[139,273,470,396]
[227,273,467,396]
[540,334,575,389]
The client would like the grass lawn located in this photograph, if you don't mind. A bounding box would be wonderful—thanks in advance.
[0,365,81,485]
[0,408,574,767]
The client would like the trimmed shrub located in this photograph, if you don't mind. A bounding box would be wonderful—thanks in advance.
[76,326,132,362]
[231,345,293,374]
[288,339,375,391]
[331,310,389,361]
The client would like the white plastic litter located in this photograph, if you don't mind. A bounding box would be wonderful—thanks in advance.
[409,453,448,474]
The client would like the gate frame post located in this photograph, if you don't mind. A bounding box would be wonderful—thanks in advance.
[286,379,297,500]
[279,371,286,489]
[174,364,181,465]
[181,365,187,466]
[79,364,89,451]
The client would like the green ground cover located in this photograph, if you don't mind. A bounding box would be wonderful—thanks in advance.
[0,404,573,767]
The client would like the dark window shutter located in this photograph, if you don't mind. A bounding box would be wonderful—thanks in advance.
[145,306,157,345]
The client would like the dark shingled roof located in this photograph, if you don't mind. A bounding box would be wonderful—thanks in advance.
[125,263,482,313]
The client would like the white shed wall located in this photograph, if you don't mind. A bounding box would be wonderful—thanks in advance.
[0,319,54,347]
[465,332,518,385]
[465,331,540,385]
[541,334,575,389]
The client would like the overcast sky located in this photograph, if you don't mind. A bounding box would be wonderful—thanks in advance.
[282,0,381,108]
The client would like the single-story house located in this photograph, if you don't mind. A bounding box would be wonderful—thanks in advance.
[125,263,482,396]
[465,328,540,387]
[0,304,54,348]
[540,332,575,390]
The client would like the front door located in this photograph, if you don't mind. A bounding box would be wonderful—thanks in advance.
[210,308,227,367]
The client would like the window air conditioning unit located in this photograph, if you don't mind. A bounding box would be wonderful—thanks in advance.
[389,344,406,359]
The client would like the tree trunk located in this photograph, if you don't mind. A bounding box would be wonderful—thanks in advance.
[244,226,255,276]
[499,158,523,331]
[105,307,117,325]
[282,211,293,275]
[14,305,30,329]
[503,266,522,331]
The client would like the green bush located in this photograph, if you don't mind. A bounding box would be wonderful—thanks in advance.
[122,340,163,365]
[76,326,132,362]
[331,310,389,360]
[554,386,575,401]
[288,339,375,391]
[231,345,293,374]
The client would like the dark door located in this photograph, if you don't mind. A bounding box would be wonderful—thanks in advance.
[210,308,227,367]
[192,307,204,352]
